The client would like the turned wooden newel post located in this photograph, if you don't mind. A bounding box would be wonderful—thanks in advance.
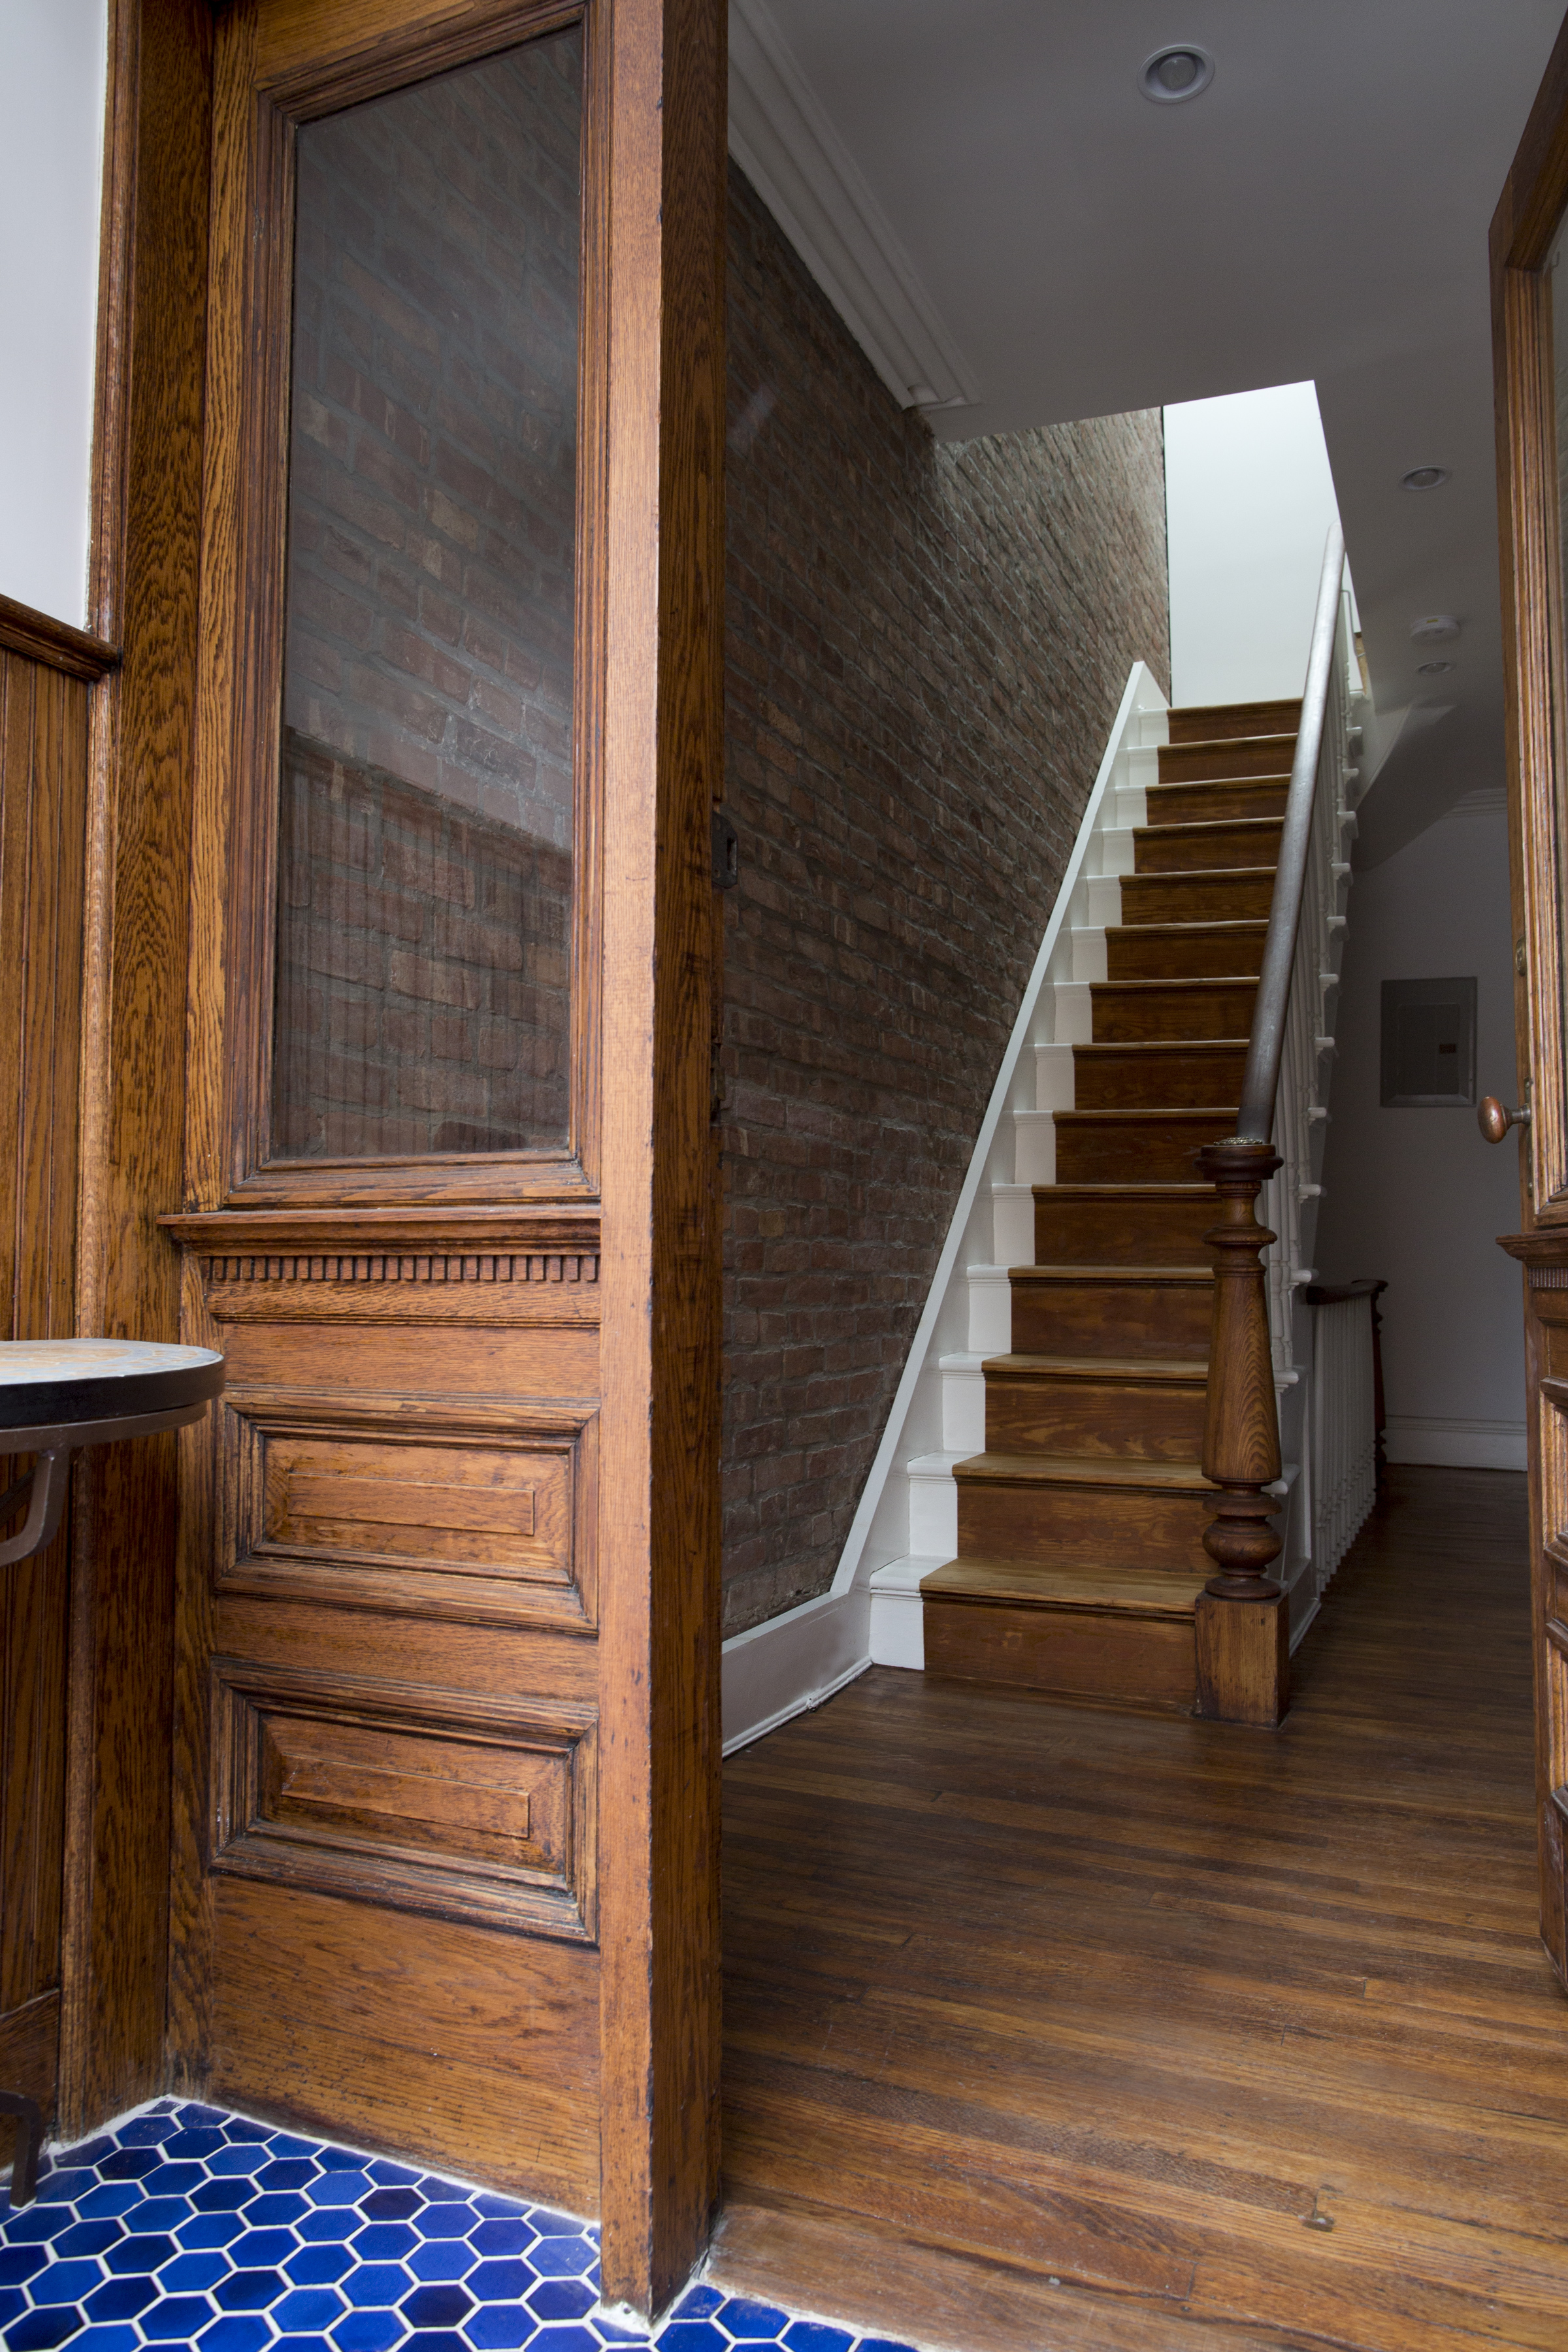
[1193,1137,1290,1727]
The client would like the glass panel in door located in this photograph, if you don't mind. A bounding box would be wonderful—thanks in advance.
[273,29,581,1159]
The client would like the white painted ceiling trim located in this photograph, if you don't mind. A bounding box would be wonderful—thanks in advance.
[727,0,979,414]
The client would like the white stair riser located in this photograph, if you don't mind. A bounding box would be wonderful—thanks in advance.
[1012,1108,1056,1184]
[868,1584,925,1669]
[940,1359,987,1452]
[968,1266,1011,1352]
[909,1467,958,1554]
[1033,1041,1075,1111]
[1101,827,1137,877]
[1053,981,1094,1044]
[1085,874,1121,927]
[1071,926,1107,983]
[990,1181,1034,1266]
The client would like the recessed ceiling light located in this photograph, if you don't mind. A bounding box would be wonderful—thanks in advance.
[1410,613,1460,641]
[1139,46,1214,103]
[1417,659,1456,674]
[1401,466,1450,491]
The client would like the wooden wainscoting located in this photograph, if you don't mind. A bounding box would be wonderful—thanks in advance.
[0,644,97,2149]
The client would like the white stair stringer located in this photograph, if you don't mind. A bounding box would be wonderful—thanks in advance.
[717,660,1170,1739]
[856,679,1171,1674]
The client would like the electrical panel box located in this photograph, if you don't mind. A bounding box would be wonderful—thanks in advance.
[1380,975,1477,1107]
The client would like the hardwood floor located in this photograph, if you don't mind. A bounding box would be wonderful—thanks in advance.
[715,1466,1567,2351]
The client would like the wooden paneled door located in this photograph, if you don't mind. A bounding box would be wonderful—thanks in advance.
[163,0,725,2319]
[1492,8,1568,2002]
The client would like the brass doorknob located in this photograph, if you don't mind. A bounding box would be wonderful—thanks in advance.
[1478,1095,1531,1141]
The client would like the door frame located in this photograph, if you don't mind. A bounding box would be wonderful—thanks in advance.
[1492,2,1568,1989]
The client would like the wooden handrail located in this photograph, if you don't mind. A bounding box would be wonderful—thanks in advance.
[1191,521,1348,1729]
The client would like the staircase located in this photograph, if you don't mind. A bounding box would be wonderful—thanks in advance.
[918,695,1302,1710]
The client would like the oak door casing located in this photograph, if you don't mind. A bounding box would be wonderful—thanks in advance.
[65,0,214,2140]
[0,649,92,2149]
[1493,7,1568,2000]
[169,0,725,2310]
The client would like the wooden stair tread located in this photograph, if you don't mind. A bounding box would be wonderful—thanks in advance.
[1166,697,1300,745]
[1146,774,1288,794]
[1070,1039,1249,1055]
[1009,1262,1211,1281]
[1090,975,1261,990]
[1149,764,1293,787]
[1107,918,1265,936]
[1122,862,1282,887]
[982,1352,1208,1380]
[922,1554,1206,1616]
[1161,732,1297,755]
[952,1450,1213,1492]
[1051,1107,1237,1122]
[1135,813,1282,838]
[1028,1182,1211,1196]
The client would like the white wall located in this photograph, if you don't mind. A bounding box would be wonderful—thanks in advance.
[1165,380,1341,708]
[1314,796,1526,1469]
[0,0,109,628]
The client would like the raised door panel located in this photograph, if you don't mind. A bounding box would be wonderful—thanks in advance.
[210,1659,596,1937]
[1493,15,1568,2004]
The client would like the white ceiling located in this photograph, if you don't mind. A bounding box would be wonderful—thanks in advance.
[736,0,1565,862]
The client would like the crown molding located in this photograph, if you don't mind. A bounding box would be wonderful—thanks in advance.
[728,0,979,416]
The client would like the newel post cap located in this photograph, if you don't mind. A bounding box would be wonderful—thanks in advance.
[1194,1137,1282,1186]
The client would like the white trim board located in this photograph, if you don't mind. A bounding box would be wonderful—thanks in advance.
[1384,1416,1527,1471]
[720,1590,873,1757]
[719,661,1169,1754]
[727,0,978,415]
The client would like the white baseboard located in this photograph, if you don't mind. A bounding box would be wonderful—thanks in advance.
[720,1586,872,1755]
[1384,1415,1527,1471]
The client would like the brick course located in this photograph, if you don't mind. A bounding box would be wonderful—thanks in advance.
[721,162,1170,1633]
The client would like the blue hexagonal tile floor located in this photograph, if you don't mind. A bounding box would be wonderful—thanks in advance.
[0,2103,919,2352]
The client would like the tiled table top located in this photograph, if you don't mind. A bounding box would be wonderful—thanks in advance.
[0,2104,916,2352]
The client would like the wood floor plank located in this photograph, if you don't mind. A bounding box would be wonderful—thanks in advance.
[717,1465,1567,2351]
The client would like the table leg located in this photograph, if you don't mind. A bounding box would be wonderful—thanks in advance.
[0,1450,71,1569]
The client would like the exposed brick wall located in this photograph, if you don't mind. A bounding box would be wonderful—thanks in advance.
[274,30,579,1156]
[721,162,1170,1634]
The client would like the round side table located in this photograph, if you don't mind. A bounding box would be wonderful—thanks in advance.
[0,1339,225,2211]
